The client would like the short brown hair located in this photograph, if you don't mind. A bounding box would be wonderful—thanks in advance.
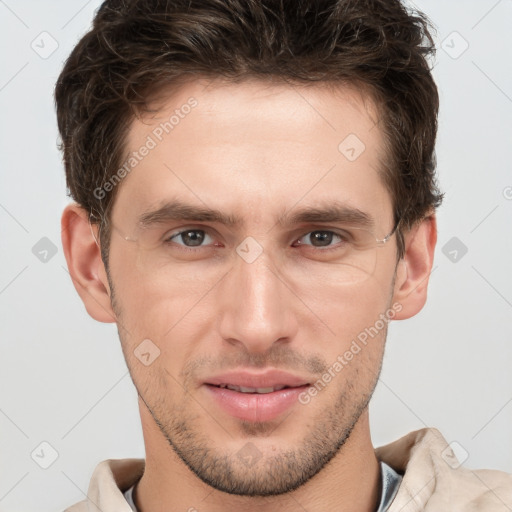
[55,0,443,266]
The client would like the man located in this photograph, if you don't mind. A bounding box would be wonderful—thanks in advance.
[56,0,512,510]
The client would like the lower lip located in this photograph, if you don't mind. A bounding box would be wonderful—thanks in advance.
[204,384,309,422]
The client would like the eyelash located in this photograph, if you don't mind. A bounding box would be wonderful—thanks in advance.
[163,227,349,254]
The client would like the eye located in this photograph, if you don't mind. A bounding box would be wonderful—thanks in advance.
[166,229,214,247]
[294,230,349,249]
[162,227,352,253]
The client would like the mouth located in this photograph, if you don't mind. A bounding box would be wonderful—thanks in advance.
[202,370,311,422]
[210,384,295,394]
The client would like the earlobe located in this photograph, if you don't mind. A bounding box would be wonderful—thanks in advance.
[391,214,437,320]
[61,203,116,323]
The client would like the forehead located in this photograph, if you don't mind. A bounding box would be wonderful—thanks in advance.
[113,78,392,229]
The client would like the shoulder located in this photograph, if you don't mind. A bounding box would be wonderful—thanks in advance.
[62,458,145,512]
[376,427,512,511]
[64,501,88,512]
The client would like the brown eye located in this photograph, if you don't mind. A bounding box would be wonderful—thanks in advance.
[295,231,345,249]
[166,229,212,247]
[310,231,334,247]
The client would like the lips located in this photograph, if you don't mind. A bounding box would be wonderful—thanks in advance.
[203,370,311,422]
[215,384,288,394]
[204,369,310,390]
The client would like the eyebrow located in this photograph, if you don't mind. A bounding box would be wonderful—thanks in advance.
[136,199,374,230]
[138,201,242,228]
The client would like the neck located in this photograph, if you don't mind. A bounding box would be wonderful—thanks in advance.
[134,402,381,512]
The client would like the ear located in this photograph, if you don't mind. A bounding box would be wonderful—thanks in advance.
[61,203,116,323]
[391,213,437,320]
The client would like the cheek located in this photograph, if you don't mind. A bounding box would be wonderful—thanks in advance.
[313,270,393,329]
[306,270,394,372]
[111,244,219,325]
[110,254,225,378]
[320,287,390,389]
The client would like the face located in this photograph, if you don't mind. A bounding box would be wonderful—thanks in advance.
[106,78,401,496]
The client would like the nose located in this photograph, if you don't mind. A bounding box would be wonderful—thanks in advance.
[217,248,299,354]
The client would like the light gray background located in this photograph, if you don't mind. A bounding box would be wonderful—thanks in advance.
[1,1,511,510]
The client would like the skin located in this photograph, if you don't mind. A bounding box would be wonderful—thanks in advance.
[61,78,437,512]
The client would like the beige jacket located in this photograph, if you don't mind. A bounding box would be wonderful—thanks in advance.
[65,427,512,511]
